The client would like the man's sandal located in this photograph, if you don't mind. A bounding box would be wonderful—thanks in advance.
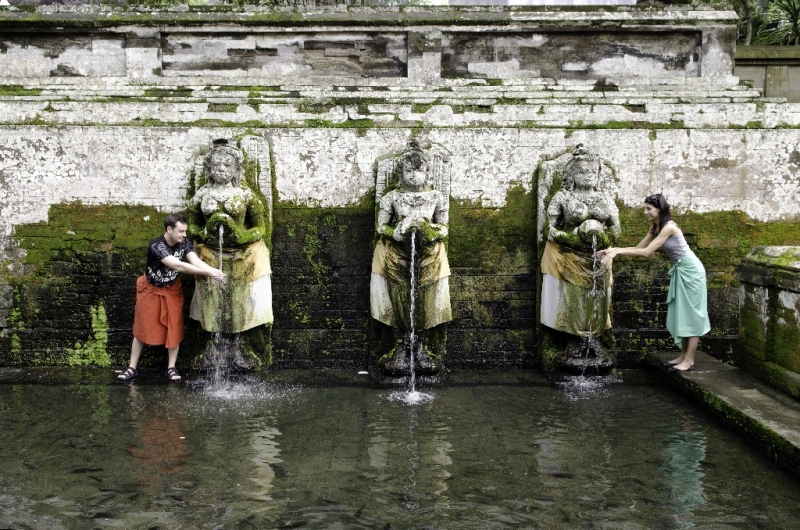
[117,367,138,381]
[166,367,181,382]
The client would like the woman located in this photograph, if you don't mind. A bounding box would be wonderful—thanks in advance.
[596,194,710,371]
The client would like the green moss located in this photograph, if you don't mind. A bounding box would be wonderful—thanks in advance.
[67,303,111,367]
[615,205,800,274]
[0,85,43,96]
[143,87,193,98]
[10,334,21,355]
[448,185,535,272]
[495,97,529,106]
[207,102,238,113]
[303,118,375,129]
[411,102,437,114]
[451,104,493,114]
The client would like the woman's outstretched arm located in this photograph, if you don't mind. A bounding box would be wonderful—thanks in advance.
[597,223,678,264]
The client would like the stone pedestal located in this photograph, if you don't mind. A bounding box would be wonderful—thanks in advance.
[736,246,800,398]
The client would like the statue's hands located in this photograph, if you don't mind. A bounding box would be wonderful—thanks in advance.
[421,221,448,243]
[206,213,236,246]
[393,217,422,242]
[549,227,579,247]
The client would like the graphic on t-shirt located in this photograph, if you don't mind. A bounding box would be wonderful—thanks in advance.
[145,237,193,287]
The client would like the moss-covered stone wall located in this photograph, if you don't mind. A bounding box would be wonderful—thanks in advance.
[1,6,799,370]
[1,204,163,366]
[735,247,800,397]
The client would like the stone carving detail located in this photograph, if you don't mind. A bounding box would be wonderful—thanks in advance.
[537,144,620,373]
[188,137,273,370]
[370,140,453,380]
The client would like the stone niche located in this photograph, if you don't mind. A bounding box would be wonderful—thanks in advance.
[737,247,800,398]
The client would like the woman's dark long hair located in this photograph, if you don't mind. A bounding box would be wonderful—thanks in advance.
[644,193,671,235]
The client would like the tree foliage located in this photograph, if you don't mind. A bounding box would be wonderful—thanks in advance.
[718,0,800,45]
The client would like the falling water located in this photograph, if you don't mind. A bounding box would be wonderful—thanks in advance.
[582,233,599,357]
[389,230,434,406]
[589,233,598,298]
[206,224,235,388]
[559,231,618,391]
[218,224,224,269]
[408,230,418,395]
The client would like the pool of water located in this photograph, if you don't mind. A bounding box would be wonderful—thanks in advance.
[1,369,799,529]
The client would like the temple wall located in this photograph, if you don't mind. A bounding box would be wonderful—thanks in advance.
[1,5,799,369]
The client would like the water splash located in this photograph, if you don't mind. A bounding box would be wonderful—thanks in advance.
[206,333,239,387]
[388,389,434,406]
[557,374,619,401]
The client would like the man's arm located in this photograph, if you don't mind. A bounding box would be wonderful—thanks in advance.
[162,254,225,280]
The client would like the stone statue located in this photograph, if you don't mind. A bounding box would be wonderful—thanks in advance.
[370,140,452,379]
[537,144,620,371]
[187,137,273,370]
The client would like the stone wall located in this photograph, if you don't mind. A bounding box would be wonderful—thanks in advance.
[1,5,799,370]
[736,247,800,398]
[735,46,800,103]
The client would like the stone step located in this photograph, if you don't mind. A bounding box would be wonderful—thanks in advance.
[651,350,800,476]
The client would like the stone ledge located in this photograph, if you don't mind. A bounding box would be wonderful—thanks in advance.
[650,350,800,477]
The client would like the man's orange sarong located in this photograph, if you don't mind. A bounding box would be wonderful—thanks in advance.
[132,276,184,349]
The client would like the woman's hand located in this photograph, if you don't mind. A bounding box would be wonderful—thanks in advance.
[596,247,617,265]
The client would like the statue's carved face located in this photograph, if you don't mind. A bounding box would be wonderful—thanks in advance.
[402,160,428,189]
[567,159,598,190]
[208,152,239,185]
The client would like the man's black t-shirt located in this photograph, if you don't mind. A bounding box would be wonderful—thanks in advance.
[145,235,194,287]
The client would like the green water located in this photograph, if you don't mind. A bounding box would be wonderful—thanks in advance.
[0,369,798,529]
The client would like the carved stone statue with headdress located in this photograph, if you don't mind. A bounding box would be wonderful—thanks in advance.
[187,137,273,370]
[537,144,620,371]
[370,140,453,379]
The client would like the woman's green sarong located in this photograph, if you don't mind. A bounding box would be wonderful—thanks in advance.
[665,251,711,347]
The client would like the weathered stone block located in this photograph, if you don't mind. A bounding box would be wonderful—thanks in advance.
[736,246,800,395]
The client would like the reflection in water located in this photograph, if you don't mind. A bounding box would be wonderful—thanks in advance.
[248,416,282,502]
[127,385,190,489]
[0,372,797,529]
[661,418,707,528]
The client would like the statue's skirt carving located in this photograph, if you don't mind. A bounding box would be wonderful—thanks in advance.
[190,239,273,333]
[370,237,452,330]
[540,241,612,337]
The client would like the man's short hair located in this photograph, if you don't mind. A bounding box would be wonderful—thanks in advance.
[165,213,188,230]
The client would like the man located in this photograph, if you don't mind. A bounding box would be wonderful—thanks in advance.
[117,213,225,382]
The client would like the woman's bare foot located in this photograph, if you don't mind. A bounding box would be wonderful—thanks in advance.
[666,355,685,365]
[671,361,695,372]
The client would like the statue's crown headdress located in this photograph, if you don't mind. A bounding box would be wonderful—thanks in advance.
[402,140,430,170]
[207,138,244,166]
[571,143,599,164]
